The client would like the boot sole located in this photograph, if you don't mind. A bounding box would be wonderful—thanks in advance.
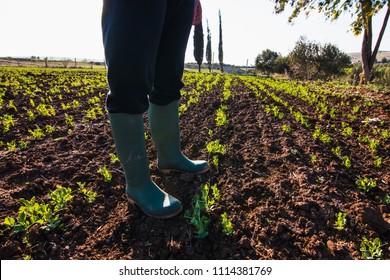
[159,164,210,175]
[126,196,183,219]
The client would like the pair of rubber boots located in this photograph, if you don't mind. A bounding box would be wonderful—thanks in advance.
[108,101,209,219]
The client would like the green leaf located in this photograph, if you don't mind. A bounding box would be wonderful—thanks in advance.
[4,217,15,227]
[13,225,25,233]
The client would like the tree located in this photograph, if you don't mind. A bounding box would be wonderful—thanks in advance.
[287,37,351,80]
[273,0,390,84]
[62,59,71,68]
[218,10,224,73]
[273,56,290,74]
[206,20,212,72]
[193,21,204,72]
[255,49,279,76]
[318,43,352,77]
[288,37,320,80]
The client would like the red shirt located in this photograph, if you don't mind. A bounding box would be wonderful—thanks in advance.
[192,0,202,25]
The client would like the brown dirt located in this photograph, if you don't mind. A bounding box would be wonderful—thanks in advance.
[0,69,389,260]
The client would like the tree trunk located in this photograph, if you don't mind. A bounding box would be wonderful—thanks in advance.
[360,30,372,84]
[198,63,201,73]
[360,1,373,84]
[371,7,390,69]
[360,2,389,84]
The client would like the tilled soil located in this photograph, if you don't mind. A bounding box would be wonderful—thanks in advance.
[0,70,389,259]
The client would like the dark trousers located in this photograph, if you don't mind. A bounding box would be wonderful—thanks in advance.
[102,0,194,114]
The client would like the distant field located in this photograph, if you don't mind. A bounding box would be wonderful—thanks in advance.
[348,51,390,63]
[0,57,106,69]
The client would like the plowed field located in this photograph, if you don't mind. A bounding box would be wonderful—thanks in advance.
[1,67,389,259]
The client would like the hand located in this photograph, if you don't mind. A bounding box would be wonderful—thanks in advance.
[192,0,202,25]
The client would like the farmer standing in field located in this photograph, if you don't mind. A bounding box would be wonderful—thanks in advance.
[101,0,207,219]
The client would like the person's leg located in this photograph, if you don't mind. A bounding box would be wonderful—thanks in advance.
[102,0,182,218]
[148,0,209,174]
[102,0,165,114]
[149,0,194,106]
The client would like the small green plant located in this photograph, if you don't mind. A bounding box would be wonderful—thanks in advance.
[368,139,379,153]
[200,182,220,212]
[84,107,98,121]
[310,154,317,163]
[77,182,97,203]
[215,106,229,126]
[373,156,382,168]
[18,140,28,149]
[334,212,347,231]
[329,107,337,119]
[7,140,17,151]
[72,99,80,109]
[352,105,360,114]
[356,177,376,193]
[360,237,383,260]
[221,212,235,236]
[184,182,220,239]
[281,124,291,133]
[265,104,284,119]
[332,146,342,157]
[28,125,45,139]
[2,114,15,133]
[49,185,73,212]
[342,155,351,169]
[26,110,35,121]
[22,236,32,247]
[87,96,100,105]
[36,103,56,117]
[110,153,120,163]
[178,103,187,116]
[210,183,221,202]
[184,197,211,239]
[341,126,353,137]
[98,166,112,182]
[319,133,332,145]
[381,129,390,140]
[61,103,71,110]
[45,125,55,134]
[3,197,62,233]
[206,140,226,168]
[65,114,74,126]
[293,111,310,127]
[206,139,226,155]
[212,155,220,168]
[313,126,332,144]
[24,255,33,260]
[7,100,18,112]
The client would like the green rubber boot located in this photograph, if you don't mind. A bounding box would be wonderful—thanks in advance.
[148,101,209,174]
[108,113,182,219]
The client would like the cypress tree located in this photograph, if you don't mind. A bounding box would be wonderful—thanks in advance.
[218,10,224,73]
[206,20,212,73]
[193,22,204,72]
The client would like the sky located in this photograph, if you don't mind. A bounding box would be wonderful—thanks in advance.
[0,0,389,66]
